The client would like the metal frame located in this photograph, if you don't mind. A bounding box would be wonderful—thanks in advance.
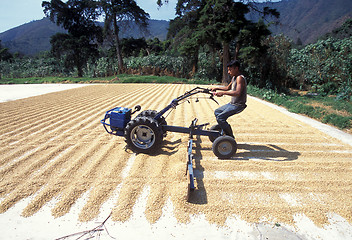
[101,87,224,192]
[154,87,218,121]
[186,118,201,191]
[100,107,125,136]
[101,87,220,138]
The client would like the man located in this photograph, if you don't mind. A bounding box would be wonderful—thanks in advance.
[210,60,247,138]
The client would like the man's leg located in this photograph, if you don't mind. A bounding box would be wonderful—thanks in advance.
[214,103,246,138]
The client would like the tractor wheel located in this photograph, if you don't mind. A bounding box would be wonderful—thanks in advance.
[136,109,157,118]
[136,110,167,125]
[212,135,237,159]
[124,117,163,153]
[136,109,167,136]
[208,124,222,142]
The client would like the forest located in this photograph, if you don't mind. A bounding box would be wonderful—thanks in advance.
[0,0,351,129]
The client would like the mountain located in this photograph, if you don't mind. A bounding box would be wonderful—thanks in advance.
[258,0,352,44]
[1,0,352,55]
[0,18,169,55]
[0,18,66,56]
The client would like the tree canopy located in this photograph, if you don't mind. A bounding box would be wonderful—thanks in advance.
[0,40,13,62]
[42,0,149,75]
[42,0,103,77]
[42,0,102,38]
[169,0,278,83]
[99,0,149,73]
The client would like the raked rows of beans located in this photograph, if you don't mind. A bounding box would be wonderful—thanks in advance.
[0,84,351,226]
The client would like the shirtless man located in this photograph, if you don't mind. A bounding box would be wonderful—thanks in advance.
[210,60,247,138]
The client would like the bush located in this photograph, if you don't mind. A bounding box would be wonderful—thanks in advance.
[125,54,189,77]
[322,114,352,129]
[247,84,351,130]
[194,52,221,82]
[0,53,64,78]
[288,37,352,94]
[336,79,352,101]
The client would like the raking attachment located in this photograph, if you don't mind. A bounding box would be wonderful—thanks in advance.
[186,138,195,200]
[186,118,209,201]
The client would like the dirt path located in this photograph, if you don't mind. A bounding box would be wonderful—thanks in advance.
[1,84,351,228]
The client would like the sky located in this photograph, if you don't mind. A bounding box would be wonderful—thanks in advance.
[0,0,280,33]
[0,0,178,33]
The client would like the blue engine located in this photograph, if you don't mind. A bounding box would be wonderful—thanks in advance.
[101,107,132,136]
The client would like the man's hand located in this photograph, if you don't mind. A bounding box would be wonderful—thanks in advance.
[210,86,218,92]
[212,91,224,97]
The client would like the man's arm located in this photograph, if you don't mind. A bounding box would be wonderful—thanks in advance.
[210,81,232,92]
[213,76,245,97]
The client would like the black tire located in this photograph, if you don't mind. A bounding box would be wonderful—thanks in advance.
[212,136,237,159]
[208,124,222,142]
[124,117,163,153]
[136,110,167,125]
[136,109,167,136]
[136,109,157,118]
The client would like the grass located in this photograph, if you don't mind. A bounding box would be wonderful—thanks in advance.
[1,75,351,131]
[247,85,352,131]
[0,75,216,85]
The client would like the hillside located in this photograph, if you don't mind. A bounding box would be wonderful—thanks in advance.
[264,0,352,44]
[0,18,169,56]
[0,18,66,56]
[1,0,352,55]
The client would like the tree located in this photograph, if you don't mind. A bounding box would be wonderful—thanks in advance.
[0,40,13,80]
[99,0,149,73]
[259,34,293,89]
[168,16,203,76]
[50,33,99,77]
[120,37,147,57]
[237,19,274,87]
[0,40,13,61]
[169,1,208,76]
[171,0,279,83]
[322,18,352,40]
[157,0,168,6]
[198,0,250,83]
[42,0,103,77]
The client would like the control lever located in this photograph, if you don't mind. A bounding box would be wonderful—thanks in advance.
[203,88,219,105]
[131,105,141,114]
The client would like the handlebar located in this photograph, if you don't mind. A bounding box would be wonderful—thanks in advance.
[178,87,219,105]
[154,86,219,120]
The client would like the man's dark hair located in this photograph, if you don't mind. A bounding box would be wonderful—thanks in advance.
[227,60,241,69]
